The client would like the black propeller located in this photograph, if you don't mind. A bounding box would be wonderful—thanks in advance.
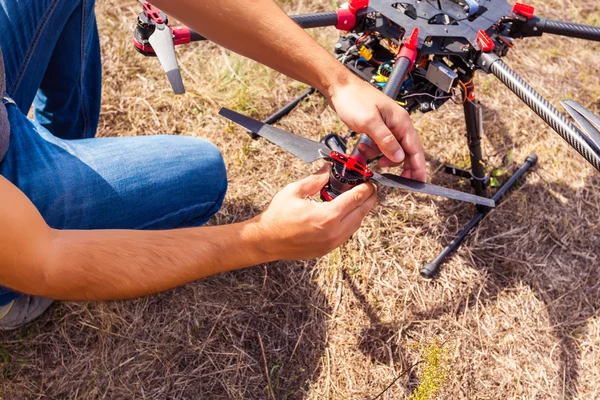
[219,108,495,208]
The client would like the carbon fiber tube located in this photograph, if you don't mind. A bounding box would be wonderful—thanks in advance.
[350,58,412,156]
[383,58,412,98]
[290,12,338,29]
[186,12,339,43]
[540,18,600,42]
[189,30,205,42]
[479,53,600,172]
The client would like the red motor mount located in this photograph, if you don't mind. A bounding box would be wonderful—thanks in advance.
[320,151,373,202]
[133,3,193,56]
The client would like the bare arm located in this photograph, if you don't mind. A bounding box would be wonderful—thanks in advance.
[0,167,376,300]
[153,0,348,99]
[151,0,427,181]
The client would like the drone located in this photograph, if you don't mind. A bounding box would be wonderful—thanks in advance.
[133,0,600,277]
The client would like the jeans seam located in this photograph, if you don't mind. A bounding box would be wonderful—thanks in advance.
[80,0,89,137]
[134,201,220,230]
[8,0,61,96]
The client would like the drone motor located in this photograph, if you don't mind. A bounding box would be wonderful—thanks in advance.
[320,151,373,201]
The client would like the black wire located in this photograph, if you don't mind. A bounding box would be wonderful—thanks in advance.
[369,361,423,400]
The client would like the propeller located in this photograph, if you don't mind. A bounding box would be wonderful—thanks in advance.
[140,1,185,94]
[219,108,330,162]
[561,100,600,150]
[219,108,495,208]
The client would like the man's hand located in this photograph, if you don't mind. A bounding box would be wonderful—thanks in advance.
[325,78,427,182]
[253,164,377,260]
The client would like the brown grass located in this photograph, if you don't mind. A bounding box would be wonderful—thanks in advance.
[1,0,599,398]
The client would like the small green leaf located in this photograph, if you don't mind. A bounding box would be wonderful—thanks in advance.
[492,168,506,177]
[506,150,514,165]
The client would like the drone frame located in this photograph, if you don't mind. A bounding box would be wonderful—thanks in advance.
[133,0,600,277]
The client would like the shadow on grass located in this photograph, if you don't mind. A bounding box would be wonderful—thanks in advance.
[416,150,598,397]
[341,269,420,394]
[0,199,330,400]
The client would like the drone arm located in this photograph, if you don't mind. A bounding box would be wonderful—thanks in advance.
[189,29,206,42]
[541,19,600,41]
[478,52,600,172]
[291,12,339,29]
[183,12,353,44]
[520,17,600,42]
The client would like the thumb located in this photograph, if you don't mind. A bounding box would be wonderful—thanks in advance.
[290,163,331,197]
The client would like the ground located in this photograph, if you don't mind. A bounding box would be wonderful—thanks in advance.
[1,0,599,399]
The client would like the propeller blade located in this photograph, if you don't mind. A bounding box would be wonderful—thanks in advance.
[561,100,600,149]
[148,24,185,94]
[219,108,331,163]
[371,172,496,207]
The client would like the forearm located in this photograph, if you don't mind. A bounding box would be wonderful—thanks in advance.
[38,220,270,300]
[151,0,357,97]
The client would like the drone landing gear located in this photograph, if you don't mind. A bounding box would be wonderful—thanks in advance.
[242,87,318,139]
[421,99,537,278]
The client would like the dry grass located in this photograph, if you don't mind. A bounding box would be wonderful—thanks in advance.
[1,0,599,398]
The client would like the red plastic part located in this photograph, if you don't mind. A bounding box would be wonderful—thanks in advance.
[335,8,356,31]
[404,27,420,49]
[512,3,535,19]
[348,0,369,13]
[142,1,164,24]
[349,153,366,166]
[476,30,495,52]
[329,151,373,178]
[335,0,368,30]
[397,28,420,66]
[133,37,155,54]
[467,85,476,101]
[320,188,334,202]
[172,26,192,45]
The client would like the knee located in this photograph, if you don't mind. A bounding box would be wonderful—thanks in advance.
[200,140,228,208]
[177,136,228,208]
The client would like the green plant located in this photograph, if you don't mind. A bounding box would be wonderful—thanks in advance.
[408,341,451,400]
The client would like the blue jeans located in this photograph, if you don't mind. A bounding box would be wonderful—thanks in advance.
[0,0,228,307]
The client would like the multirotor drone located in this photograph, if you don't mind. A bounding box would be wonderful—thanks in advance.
[133,0,600,277]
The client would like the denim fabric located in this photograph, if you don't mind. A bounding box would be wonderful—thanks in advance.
[0,0,100,139]
[0,50,9,160]
[0,0,228,306]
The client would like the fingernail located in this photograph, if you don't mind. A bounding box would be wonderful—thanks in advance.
[393,149,405,162]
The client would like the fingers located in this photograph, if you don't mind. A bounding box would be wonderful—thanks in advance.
[399,153,427,182]
[357,142,380,160]
[289,164,331,197]
[377,156,402,169]
[327,181,376,216]
[380,102,427,182]
[364,118,406,163]
[340,185,378,230]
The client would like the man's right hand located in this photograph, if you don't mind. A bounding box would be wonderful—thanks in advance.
[252,164,377,261]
